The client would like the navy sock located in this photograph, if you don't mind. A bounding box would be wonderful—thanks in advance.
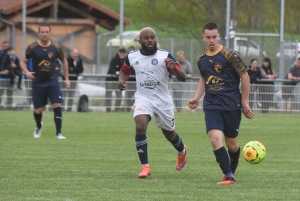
[170,132,185,152]
[33,112,42,128]
[228,146,240,174]
[53,107,62,135]
[135,134,148,165]
[214,146,232,176]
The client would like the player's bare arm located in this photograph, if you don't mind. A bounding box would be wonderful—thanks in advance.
[20,57,35,79]
[164,58,186,81]
[240,72,254,119]
[118,70,130,91]
[188,77,205,109]
[62,58,70,88]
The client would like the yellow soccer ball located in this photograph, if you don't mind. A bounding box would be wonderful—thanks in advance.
[243,141,266,164]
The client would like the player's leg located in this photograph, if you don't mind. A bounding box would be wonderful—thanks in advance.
[48,83,65,139]
[32,85,47,138]
[205,110,235,184]
[155,108,187,170]
[134,114,151,178]
[221,110,242,184]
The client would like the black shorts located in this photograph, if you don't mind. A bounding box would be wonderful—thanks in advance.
[204,110,241,138]
[32,82,63,108]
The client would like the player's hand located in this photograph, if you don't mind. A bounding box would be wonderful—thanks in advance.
[164,58,175,69]
[65,79,71,88]
[118,80,127,91]
[26,71,35,80]
[242,103,254,119]
[187,98,199,110]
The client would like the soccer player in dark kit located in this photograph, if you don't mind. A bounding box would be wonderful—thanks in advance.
[20,24,70,139]
[188,22,254,185]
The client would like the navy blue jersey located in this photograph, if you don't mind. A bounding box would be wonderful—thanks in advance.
[197,45,248,111]
[25,40,65,86]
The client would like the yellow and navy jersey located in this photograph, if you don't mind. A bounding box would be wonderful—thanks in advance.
[25,40,65,86]
[197,45,248,111]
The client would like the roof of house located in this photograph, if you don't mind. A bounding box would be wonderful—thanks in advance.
[0,0,131,26]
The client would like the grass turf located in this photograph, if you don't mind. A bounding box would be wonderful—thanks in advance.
[0,111,299,200]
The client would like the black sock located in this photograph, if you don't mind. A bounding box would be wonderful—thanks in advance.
[135,134,148,165]
[214,146,232,175]
[170,132,185,152]
[228,146,240,174]
[53,107,62,135]
[33,112,42,128]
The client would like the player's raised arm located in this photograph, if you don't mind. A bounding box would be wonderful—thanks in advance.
[164,57,186,82]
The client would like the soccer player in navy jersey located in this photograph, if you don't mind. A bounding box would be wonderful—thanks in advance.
[188,22,254,185]
[20,24,70,139]
[118,27,188,178]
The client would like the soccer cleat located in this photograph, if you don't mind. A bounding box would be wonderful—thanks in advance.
[217,177,236,185]
[33,122,43,138]
[138,165,151,178]
[222,174,227,181]
[176,145,187,171]
[56,133,66,139]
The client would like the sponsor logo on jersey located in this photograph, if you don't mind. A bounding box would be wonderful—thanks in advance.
[151,58,158,65]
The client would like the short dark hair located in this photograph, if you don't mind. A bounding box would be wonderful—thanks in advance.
[250,58,257,64]
[38,24,51,32]
[119,47,127,53]
[203,22,219,33]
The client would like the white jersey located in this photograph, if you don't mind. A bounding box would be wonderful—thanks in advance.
[122,49,179,108]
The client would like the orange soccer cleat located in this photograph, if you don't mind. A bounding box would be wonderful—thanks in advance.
[138,165,151,178]
[176,145,187,171]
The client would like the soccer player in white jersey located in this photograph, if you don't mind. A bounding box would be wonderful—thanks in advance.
[118,27,188,178]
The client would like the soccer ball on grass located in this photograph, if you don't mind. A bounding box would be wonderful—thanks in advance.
[243,141,266,164]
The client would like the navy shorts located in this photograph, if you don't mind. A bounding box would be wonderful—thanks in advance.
[32,83,63,109]
[204,110,241,138]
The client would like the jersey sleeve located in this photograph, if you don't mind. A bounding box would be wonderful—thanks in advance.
[167,53,182,74]
[225,49,249,76]
[120,56,133,74]
[24,44,33,59]
[56,44,65,61]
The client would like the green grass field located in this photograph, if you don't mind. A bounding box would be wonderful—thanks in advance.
[0,111,299,200]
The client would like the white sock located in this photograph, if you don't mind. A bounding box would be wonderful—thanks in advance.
[178,148,186,154]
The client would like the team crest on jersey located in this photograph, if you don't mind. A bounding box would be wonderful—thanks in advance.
[151,59,158,65]
[214,63,222,73]
[48,52,54,59]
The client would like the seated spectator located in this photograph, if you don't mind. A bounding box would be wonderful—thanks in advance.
[247,59,262,109]
[282,57,300,111]
[259,57,277,113]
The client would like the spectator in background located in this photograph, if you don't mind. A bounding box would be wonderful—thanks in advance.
[0,41,13,109]
[63,49,84,112]
[282,57,300,111]
[247,59,262,109]
[170,50,193,112]
[105,48,126,112]
[259,57,277,113]
[7,46,23,90]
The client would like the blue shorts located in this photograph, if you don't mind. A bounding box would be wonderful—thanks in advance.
[32,83,63,109]
[204,110,241,138]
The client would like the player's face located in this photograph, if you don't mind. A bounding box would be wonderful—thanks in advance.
[38,26,51,43]
[139,29,157,52]
[202,29,220,51]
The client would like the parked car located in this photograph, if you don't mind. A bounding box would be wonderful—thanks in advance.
[233,37,267,58]
[276,42,300,59]
[106,30,161,52]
